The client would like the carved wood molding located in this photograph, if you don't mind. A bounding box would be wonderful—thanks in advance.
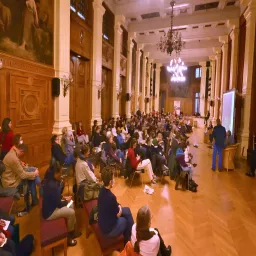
[0,53,54,77]
[120,54,127,77]
[102,40,113,70]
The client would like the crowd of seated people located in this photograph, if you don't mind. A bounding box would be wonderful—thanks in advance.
[0,112,197,254]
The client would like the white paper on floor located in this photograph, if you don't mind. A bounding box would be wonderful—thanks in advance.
[143,185,154,195]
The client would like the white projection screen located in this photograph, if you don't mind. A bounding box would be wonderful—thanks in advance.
[222,89,236,134]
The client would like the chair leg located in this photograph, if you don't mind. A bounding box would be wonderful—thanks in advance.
[130,173,136,187]
[63,239,67,256]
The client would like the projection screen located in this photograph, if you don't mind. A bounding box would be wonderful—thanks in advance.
[221,89,236,135]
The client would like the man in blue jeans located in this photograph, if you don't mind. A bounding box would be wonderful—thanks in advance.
[98,166,134,245]
[211,119,226,171]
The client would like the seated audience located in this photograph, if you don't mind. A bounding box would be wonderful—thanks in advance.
[77,121,89,145]
[42,161,81,246]
[0,118,14,160]
[225,130,235,147]
[92,126,104,148]
[2,144,39,214]
[127,139,157,184]
[51,135,76,167]
[74,146,97,186]
[0,231,34,256]
[98,167,134,245]
[64,130,75,156]
[175,142,193,180]
[131,206,171,256]
[12,134,41,188]
[104,136,125,170]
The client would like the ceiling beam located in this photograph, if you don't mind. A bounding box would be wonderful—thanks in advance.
[137,26,229,44]
[128,7,240,32]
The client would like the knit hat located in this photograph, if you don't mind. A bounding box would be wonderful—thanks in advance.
[176,148,184,156]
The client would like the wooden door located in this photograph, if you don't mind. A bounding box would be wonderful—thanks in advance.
[119,76,126,117]
[101,68,112,122]
[70,54,91,133]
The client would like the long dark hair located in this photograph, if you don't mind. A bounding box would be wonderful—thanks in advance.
[134,206,155,254]
[1,118,11,133]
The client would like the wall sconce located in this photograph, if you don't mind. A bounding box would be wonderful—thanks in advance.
[62,73,73,97]
[0,58,3,69]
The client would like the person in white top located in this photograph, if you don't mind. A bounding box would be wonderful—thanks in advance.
[131,206,171,256]
[74,145,97,186]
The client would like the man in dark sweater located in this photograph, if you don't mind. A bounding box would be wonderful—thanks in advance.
[98,167,134,244]
[211,119,226,171]
[42,162,81,246]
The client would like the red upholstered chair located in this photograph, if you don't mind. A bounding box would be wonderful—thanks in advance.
[0,196,14,214]
[40,216,68,256]
[120,241,141,256]
[39,198,68,255]
[82,199,124,255]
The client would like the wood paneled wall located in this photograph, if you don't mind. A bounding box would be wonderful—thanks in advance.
[0,54,54,167]
[160,66,200,115]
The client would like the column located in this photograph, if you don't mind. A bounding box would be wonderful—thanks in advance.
[91,0,105,125]
[112,15,125,118]
[125,32,135,119]
[154,63,162,112]
[209,56,216,120]
[140,52,149,113]
[53,0,72,134]
[213,47,222,122]
[227,19,239,90]
[240,0,256,156]
[219,35,229,119]
[146,58,153,114]
[219,35,229,94]
[199,61,207,117]
[134,44,143,112]
[149,62,154,112]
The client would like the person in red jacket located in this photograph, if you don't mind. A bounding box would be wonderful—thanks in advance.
[127,139,157,185]
[77,121,89,145]
[0,118,14,160]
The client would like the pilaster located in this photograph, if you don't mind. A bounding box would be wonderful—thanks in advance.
[240,0,256,156]
[91,0,105,125]
[227,19,239,90]
[154,63,162,112]
[53,0,72,134]
[112,15,125,118]
[209,56,216,120]
[213,47,222,122]
[199,61,207,117]
[135,44,143,112]
[146,58,153,114]
[141,52,149,113]
[125,32,136,119]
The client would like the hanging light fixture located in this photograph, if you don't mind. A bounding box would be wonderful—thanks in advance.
[167,58,187,82]
[157,1,185,56]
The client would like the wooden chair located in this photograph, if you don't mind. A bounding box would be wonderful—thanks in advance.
[82,200,124,255]
[223,143,239,171]
[40,216,68,256]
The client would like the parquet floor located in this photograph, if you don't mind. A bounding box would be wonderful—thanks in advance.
[15,128,256,256]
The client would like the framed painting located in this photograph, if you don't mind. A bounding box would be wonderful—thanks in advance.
[0,0,54,65]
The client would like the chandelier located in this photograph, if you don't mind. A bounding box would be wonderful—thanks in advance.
[157,1,185,56]
[167,58,187,82]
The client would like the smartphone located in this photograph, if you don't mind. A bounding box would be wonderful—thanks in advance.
[67,200,73,208]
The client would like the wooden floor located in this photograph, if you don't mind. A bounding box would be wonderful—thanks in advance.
[15,128,256,256]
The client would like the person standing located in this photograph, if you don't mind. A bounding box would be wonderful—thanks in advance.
[211,119,226,171]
